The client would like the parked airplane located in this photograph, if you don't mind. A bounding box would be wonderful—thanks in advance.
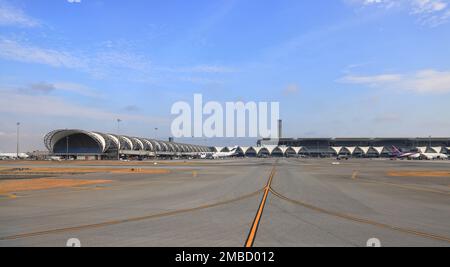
[391,146,447,160]
[199,153,213,159]
[391,146,420,159]
[0,152,29,160]
[214,147,239,159]
[420,153,448,160]
[200,147,239,159]
[47,156,62,161]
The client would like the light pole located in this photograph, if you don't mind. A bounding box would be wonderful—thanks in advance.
[154,128,159,159]
[16,122,20,158]
[117,119,122,160]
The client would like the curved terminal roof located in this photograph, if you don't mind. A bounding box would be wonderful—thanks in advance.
[45,131,450,157]
[45,129,212,154]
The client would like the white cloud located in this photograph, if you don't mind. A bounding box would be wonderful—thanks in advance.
[0,38,151,78]
[182,65,236,74]
[0,1,39,27]
[360,0,399,8]
[67,0,82,3]
[179,76,223,85]
[283,84,301,96]
[51,82,102,98]
[0,89,162,123]
[93,51,152,73]
[408,0,450,26]
[339,74,403,84]
[5,81,102,98]
[349,0,400,9]
[0,38,87,69]
[402,70,450,93]
[339,69,450,94]
[349,0,450,26]
[0,37,235,84]
[158,64,236,74]
[413,0,447,13]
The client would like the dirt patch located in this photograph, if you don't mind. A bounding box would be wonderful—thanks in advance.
[388,171,450,177]
[0,168,171,175]
[0,178,112,194]
[0,175,57,181]
[0,160,209,167]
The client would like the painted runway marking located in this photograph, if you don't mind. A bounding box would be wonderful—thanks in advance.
[387,171,450,178]
[0,193,17,199]
[269,188,450,244]
[0,189,263,241]
[245,165,276,247]
[359,180,450,196]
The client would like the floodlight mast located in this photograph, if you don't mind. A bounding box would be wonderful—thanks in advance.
[16,122,20,158]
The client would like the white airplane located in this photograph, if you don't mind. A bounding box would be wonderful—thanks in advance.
[0,152,29,160]
[392,146,448,160]
[47,156,62,161]
[212,147,239,159]
[408,153,422,160]
[420,153,448,160]
[200,147,239,159]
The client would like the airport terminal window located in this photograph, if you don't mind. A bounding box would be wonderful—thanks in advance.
[53,134,102,154]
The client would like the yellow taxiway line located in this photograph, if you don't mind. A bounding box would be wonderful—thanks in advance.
[270,188,450,244]
[245,166,276,247]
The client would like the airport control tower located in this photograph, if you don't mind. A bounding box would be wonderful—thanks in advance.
[278,120,283,139]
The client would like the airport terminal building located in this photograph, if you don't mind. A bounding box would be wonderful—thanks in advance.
[255,138,450,157]
[45,129,212,160]
[44,130,450,159]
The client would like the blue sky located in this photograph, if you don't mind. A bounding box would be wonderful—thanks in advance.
[1,0,450,151]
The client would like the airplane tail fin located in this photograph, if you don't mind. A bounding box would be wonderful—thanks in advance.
[392,146,401,154]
